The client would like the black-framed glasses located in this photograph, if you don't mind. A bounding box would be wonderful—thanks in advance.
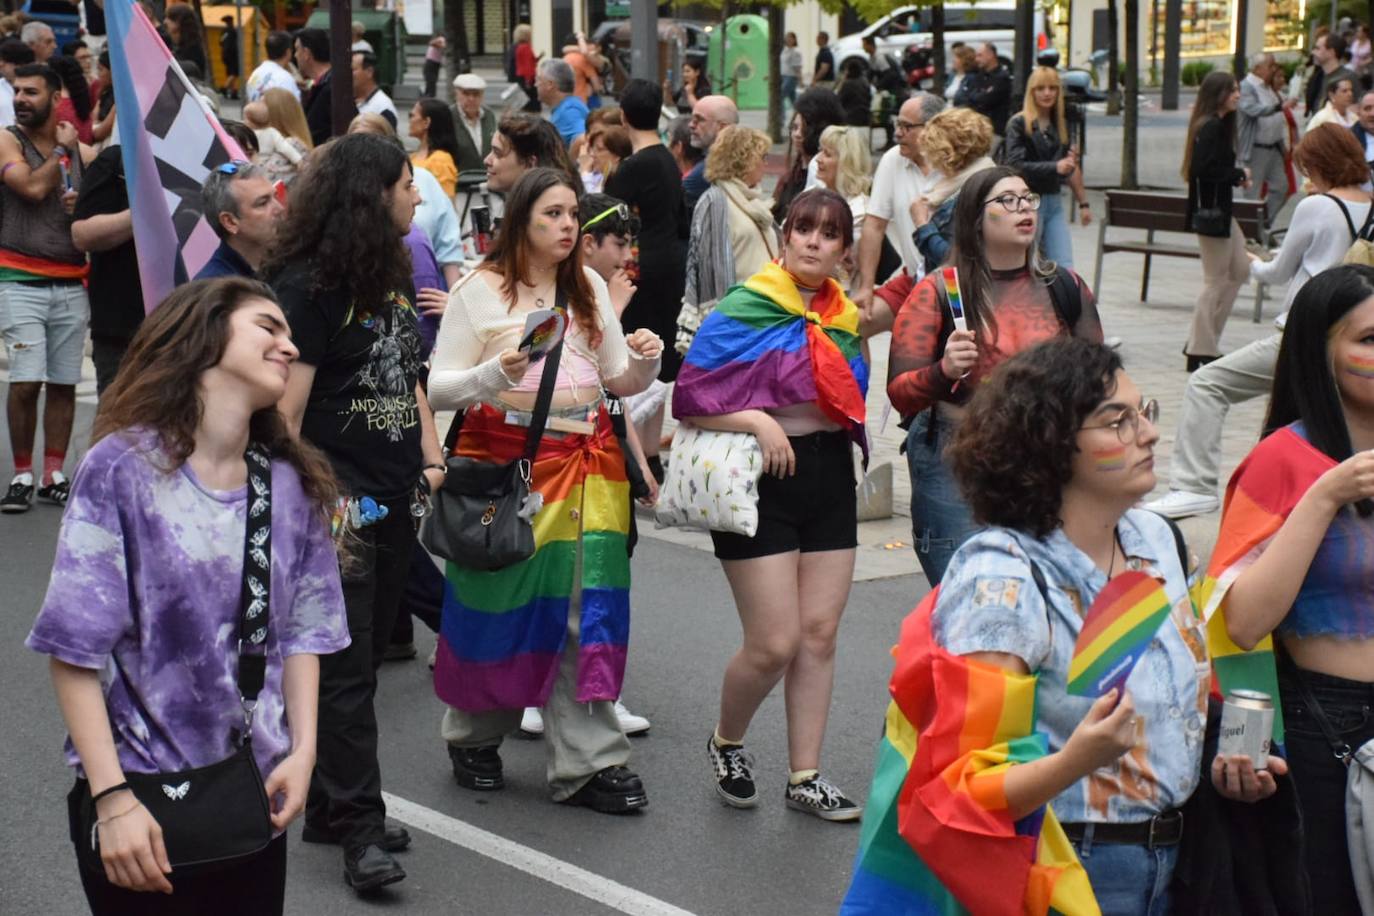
[581,202,640,237]
[1081,399,1160,444]
[216,159,251,175]
[894,118,923,133]
[984,191,1042,212]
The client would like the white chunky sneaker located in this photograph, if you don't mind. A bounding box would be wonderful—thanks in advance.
[614,700,650,736]
[1143,490,1219,520]
[519,706,544,737]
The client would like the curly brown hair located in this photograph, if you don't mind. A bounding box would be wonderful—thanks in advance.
[93,278,340,519]
[947,338,1123,538]
[704,125,770,183]
[919,106,994,174]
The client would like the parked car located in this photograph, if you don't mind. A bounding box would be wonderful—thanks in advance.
[590,18,711,95]
[829,2,1051,77]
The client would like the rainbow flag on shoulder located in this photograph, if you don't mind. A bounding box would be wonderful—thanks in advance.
[1198,424,1337,744]
[841,588,1099,916]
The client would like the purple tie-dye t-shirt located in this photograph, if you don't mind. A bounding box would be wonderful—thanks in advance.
[26,429,350,782]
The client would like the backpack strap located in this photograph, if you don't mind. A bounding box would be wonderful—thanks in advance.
[1357,200,1374,242]
[1324,193,1359,240]
[1046,265,1083,332]
[1149,511,1190,579]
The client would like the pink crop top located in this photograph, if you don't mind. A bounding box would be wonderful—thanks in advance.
[508,345,603,397]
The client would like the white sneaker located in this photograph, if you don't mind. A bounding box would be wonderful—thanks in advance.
[614,700,650,736]
[520,707,544,736]
[1143,490,1219,519]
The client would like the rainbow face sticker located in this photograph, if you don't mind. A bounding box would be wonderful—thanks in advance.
[940,267,966,330]
[1348,354,1374,379]
[1092,445,1127,471]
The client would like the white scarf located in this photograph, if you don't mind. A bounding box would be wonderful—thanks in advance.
[925,155,998,207]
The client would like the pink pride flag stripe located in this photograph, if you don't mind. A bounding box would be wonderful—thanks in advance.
[106,0,244,312]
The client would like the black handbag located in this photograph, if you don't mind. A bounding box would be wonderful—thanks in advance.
[419,293,565,571]
[1192,181,1230,237]
[76,446,276,875]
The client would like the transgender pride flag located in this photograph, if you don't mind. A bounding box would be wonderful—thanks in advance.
[106,0,245,311]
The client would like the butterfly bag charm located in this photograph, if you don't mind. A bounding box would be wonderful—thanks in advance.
[77,447,276,875]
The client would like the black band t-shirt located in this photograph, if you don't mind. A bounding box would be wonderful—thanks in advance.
[273,261,423,500]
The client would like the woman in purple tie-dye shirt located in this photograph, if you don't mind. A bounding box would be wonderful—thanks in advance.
[26,278,350,914]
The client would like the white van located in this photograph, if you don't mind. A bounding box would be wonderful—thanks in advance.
[829,3,1051,76]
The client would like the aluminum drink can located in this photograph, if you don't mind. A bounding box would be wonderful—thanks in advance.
[1218,689,1274,769]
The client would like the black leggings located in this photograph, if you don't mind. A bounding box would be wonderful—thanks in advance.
[67,780,286,916]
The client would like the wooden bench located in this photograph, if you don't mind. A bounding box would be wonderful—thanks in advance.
[1091,190,1271,323]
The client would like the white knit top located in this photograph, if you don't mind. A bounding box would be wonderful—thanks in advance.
[1250,192,1372,319]
[427,265,660,410]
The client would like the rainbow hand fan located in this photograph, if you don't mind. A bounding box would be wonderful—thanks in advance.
[1066,570,1173,698]
[940,267,967,331]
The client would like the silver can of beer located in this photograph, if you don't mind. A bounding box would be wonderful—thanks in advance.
[1218,689,1274,770]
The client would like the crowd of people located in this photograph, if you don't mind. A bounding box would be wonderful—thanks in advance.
[8,7,1374,915]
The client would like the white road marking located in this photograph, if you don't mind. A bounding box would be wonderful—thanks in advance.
[382,792,699,916]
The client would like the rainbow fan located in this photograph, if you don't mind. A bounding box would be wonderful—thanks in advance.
[1067,570,1173,698]
[941,266,967,331]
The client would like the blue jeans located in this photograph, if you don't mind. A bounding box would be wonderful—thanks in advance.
[1071,827,1178,916]
[905,410,979,585]
[781,75,799,108]
[1037,189,1075,269]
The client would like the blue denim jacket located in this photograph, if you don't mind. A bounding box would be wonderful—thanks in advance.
[913,195,957,275]
[932,509,1209,824]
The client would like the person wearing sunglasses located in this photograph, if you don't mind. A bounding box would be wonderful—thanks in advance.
[195,161,286,280]
[844,337,1284,915]
[888,166,1103,585]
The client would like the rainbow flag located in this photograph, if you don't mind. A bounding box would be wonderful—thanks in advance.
[1199,424,1337,744]
[433,405,631,712]
[1066,571,1172,698]
[106,0,245,311]
[673,262,868,452]
[940,267,967,330]
[841,588,1100,916]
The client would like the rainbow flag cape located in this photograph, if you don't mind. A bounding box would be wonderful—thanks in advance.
[841,588,1100,916]
[1198,424,1336,744]
[1066,571,1172,698]
[433,405,631,712]
[673,261,869,452]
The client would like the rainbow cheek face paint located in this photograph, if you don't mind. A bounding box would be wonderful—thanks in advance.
[1348,354,1374,379]
[1092,445,1127,471]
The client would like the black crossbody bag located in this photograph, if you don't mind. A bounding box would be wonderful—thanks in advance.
[419,290,565,570]
[76,446,276,875]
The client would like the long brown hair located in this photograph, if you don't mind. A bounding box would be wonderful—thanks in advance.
[93,278,339,517]
[1181,70,1238,180]
[482,167,599,344]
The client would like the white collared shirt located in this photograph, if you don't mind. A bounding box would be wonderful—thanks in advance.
[868,145,942,281]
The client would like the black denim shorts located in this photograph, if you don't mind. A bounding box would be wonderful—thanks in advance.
[710,430,858,561]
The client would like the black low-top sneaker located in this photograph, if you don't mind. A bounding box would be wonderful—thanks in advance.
[784,774,863,822]
[563,765,647,813]
[1,478,33,513]
[36,477,70,506]
[707,735,758,808]
[448,743,504,791]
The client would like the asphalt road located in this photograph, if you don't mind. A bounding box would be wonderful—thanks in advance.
[1,394,930,916]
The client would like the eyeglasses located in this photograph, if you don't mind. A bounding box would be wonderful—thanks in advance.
[984,191,1042,212]
[894,119,923,133]
[1081,399,1160,444]
[581,202,641,237]
[215,159,251,175]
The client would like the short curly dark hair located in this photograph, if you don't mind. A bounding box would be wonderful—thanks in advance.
[947,338,1123,539]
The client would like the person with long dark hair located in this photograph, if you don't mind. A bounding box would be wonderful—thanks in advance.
[27,277,349,914]
[163,4,207,77]
[676,189,869,822]
[666,54,711,114]
[264,133,446,893]
[1182,70,1250,372]
[50,54,92,144]
[427,167,662,812]
[772,86,845,220]
[887,165,1103,585]
[1204,264,1374,913]
[408,97,461,197]
[841,338,1287,914]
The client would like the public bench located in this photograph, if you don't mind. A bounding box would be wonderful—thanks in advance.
[1091,190,1271,323]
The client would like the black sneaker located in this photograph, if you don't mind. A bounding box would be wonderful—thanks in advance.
[36,477,70,506]
[448,743,504,791]
[382,641,416,661]
[784,774,863,822]
[0,478,33,513]
[707,735,758,808]
[562,765,648,813]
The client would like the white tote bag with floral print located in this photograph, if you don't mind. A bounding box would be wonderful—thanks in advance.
[654,424,763,536]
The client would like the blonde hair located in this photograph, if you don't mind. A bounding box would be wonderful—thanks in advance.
[920,107,994,174]
[513,23,532,44]
[704,125,771,184]
[1020,66,1068,144]
[263,88,313,149]
[348,112,396,137]
[818,125,871,199]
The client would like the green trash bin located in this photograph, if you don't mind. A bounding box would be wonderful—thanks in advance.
[304,8,407,95]
[707,14,769,111]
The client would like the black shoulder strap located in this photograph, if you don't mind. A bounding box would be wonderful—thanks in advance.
[236,445,273,715]
[1324,193,1358,240]
[1149,511,1190,579]
[521,287,567,463]
[1357,201,1374,242]
[1046,265,1083,331]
